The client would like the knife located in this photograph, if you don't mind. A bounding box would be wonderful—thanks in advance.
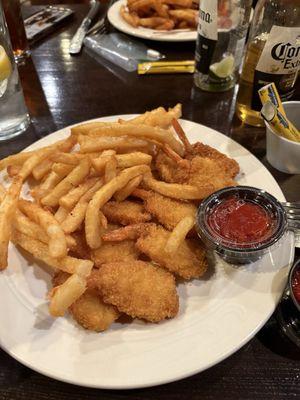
[69,0,100,55]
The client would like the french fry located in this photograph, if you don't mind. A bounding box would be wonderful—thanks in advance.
[83,123,184,156]
[13,209,76,249]
[32,159,53,181]
[0,177,22,269]
[61,179,104,234]
[90,156,111,174]
[168,9,198,27]
[71,121,109,136]
[116,152,152,168]
[14,209,49,243]
[0,136,75,172]
[40,171,61,191]
[49,273,87,317]
[51,152,83,165]
[12,231,93,277]
[163,0,193,7]
[79,135,151,153]
[51,163,74,178]
[19,199,68,258]
[0,183,6,202]
[120,5,140,28]
[41,158,91,207]
[85,165,150,249]
[7,165,21,178]
[139,16,174,29]
[114,175,143,202]
[18,148,55,181]
[121,104,182,129]
[104,155,118,183]
[101,150,117,156]
[54,206,69,223]
[143,173,214,200]
[164,215,194,253]
[61,202,88,234]
[18,136,76,181]
[59,177,98,209]
[91,152,151,173]
[31,171,61,201]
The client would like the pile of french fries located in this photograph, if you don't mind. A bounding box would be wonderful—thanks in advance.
[120,0,199,31]
[0,104,205,322]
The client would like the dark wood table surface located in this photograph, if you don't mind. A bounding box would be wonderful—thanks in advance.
[0,4,299,400]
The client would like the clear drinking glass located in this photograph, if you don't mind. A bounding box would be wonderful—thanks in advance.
[0,1,30,141]
[2,0,30,62]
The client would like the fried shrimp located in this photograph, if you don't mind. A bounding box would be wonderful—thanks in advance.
[92,261,179,322]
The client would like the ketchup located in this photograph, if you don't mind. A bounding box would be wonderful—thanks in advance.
[292,267,300,305]
[207,196,274,246]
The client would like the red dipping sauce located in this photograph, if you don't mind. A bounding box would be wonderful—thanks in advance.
[207,197,275,247]
[292,267,300,305]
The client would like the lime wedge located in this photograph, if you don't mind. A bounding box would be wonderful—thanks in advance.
[0,45,12,82]
[209,55,234,79]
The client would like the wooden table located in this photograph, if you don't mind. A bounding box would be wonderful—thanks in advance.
[0,4,299,399]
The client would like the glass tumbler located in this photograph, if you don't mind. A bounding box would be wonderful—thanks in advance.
[0,1,30,141]
[2,0,30,62]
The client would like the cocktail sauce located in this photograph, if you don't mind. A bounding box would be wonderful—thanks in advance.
[207,197,275,247]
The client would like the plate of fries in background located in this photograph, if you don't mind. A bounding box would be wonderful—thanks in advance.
[0,105,294,388]
[108,0,198,41]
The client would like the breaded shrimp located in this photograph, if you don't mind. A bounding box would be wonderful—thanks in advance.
[91,240,139,267]
[155,119,239,190]
[52,271,119,332]
[102,224,207,280]
[136,225,207,280]
[132,188,197,231]
[92,261,179,322]
[102,200,151,225]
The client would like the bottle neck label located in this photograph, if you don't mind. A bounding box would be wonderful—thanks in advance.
[198,0,218,41]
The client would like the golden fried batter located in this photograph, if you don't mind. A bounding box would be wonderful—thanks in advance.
[189,142,240,178]
[136,225,207,280]
[155,141,239,191]
[70,289,119,332]
[188,157,236,191]
[91,240,139,267]
[133,189,197,231]
[102,200,151,225]
[52,271,119,332]
[93,261,179,322]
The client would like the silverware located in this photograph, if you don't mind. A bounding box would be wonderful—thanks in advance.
[282,202,300,247]
[69,0,100,55]
[86,0,116,37]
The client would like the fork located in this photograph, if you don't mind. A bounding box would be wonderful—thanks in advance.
[87,0,116,37]
[282,202,300,247]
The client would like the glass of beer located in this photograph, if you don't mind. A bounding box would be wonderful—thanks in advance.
[2,0,30,62]
[0,2,30,140]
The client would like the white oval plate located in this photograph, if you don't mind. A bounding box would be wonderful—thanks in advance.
[0,116,294,389]
[108,0,197,42]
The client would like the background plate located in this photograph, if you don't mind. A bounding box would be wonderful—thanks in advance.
[0,116,294,389]
[108,0,197,42]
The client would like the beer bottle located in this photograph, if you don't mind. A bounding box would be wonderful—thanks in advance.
[194,0,252,92]
[236,0,300,127]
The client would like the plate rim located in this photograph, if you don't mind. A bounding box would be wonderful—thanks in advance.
[0,115,294,390]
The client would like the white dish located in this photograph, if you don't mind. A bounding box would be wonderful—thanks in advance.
[107,0,197,42]
[0,116,295,389]
[266,101,300,174]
